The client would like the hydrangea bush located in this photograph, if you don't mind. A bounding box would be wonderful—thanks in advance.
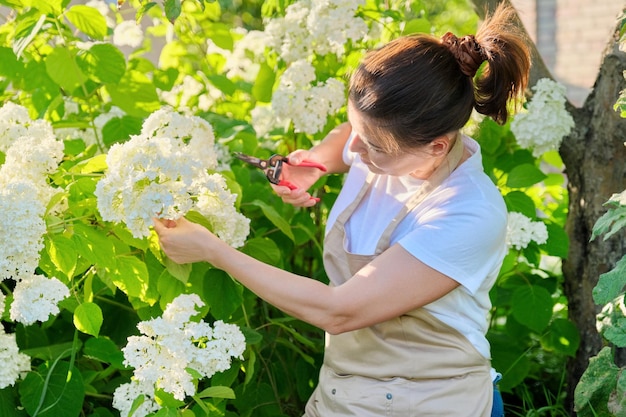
[0,0,579,415]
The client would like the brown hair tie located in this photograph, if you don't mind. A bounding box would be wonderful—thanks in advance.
[441,32,487,78]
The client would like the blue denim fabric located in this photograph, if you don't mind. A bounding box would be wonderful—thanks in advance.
[491,374,504,417]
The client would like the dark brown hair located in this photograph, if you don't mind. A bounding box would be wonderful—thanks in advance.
[348,3,530,153]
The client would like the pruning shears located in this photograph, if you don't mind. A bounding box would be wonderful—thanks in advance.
[234,152,327,191]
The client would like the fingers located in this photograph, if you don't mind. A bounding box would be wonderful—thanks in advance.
[152,217,182,235]
[271,185,319,207]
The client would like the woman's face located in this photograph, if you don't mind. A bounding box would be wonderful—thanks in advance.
[347,103,443,179]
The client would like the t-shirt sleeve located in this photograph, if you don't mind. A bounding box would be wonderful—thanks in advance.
[398,193,507,295]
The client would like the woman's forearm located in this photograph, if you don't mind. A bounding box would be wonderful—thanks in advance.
[309,122,352,174]
[209,237,341,332]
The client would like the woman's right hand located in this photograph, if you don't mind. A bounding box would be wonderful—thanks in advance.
[271,149,327,207]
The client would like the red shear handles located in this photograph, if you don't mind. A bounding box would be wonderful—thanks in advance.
[285,158,328,172]
[279,159,328,202]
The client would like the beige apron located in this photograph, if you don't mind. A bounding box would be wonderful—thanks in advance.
[304,137,493,416]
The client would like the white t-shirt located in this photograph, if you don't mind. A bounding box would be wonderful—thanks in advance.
[325,133,507,360]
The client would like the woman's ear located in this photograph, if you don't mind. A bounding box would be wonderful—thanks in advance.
[429,134,454,157]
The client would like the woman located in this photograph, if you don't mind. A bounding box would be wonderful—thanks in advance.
[153,4,530,416]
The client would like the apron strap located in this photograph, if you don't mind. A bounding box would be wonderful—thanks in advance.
[374,133,465,253]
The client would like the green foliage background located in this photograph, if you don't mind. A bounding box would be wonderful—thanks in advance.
[0,0,602,416]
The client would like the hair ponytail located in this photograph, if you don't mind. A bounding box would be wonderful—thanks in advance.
[473,4,531,124]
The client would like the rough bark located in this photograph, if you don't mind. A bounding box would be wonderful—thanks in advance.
[560,36,626,413]
[471,1,626,414]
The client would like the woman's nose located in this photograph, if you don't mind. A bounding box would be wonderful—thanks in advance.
[349,133,365,153]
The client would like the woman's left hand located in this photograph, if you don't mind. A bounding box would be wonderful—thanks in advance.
[152,217,215,264]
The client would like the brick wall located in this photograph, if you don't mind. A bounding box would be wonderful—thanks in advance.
[511,0,624,105]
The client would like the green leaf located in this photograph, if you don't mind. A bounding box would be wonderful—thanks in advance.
[72,223,117,269]
[83,337,125,369]
[511,285,553,333]
[603,318,626,348]
[13,12,47,58]
[540,318,580,357]
[74,302,103,336]
[31,0,63,15]
[157,269,186,308]
[574,347,619,414]
[101,115,142,146]
[592,205,626,241]
[112,222,149,251]
[45,234,77,278]
[612,370,626,416]
[402,18,431,35]
[0,387,28,417]
[196,386,236,399]
[489,334,531,392]
[164,256,192,284]
[506,163,547,188]
[504,191,536,218]
[136,2,158,23]
[110,255,154,304]
[252,62,275,103]
[155,389,184,408]
[65,5,107,40]
[106,69,160,117]
[21,341,75,362]
[72,154,107,174]
[203,269,243,320]
[542,222,569,258]
[19,361,85,417]
[250,200,295,241]
[0,46,24,79]
[164,0,182,22]
[240,237,282,265]
[45,46,88,93]
[76,43,126,84]
[593,255,626,305]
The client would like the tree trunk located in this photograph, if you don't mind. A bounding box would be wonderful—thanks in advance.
[471,1,626,414]
[560,34,626,413]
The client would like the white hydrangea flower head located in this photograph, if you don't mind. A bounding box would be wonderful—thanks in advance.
[0,327,31,389]
[0,129,62,207]
[307,0,368,57]
[193,173,250,248]
[162,293,204,325]
[112,379,160,417]
[0,181,47,281]
[272,61,346,134]
[10,274,70,325]
[265,1,312,63]
[116,294,246,408]
[0,102,55,152]
[96,108,248,243]
[265,0,367,63]
[506,212,549,250]
[251,104,276,137]
[207,29,268,82]
[510,78,575,157]
[113,20,144,48]
[95,134,198,238]
[141,107,218,170]
[1,132,64,180]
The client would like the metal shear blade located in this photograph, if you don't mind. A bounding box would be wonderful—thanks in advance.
[234,152,286,185]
